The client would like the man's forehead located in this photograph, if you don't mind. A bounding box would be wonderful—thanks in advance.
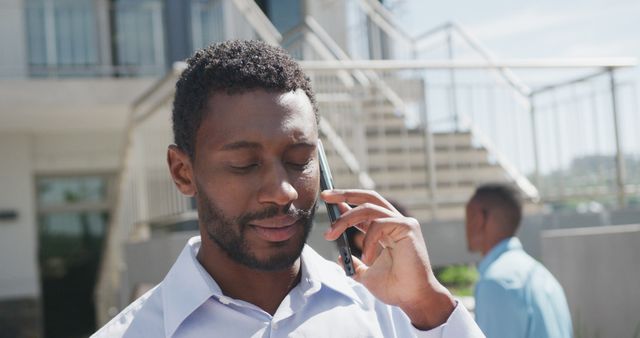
[198,89,317,149]
[206,88,310,104]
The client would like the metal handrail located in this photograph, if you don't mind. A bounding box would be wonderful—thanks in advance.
[460,114,540,201]
[350,1,532,104]
[280,17,408,117]
[297,58,637,70]
[355,0,414,48]
[229,0,281,45]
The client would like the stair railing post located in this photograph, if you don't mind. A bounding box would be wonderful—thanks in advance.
[422,79,438,221]
[529,94,541,194]
[609,67,627,208]
[447,26,459,132]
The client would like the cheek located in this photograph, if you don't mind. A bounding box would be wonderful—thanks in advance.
[293,171,319,204]
[197,173,256,217]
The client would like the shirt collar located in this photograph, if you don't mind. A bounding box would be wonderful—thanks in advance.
[299,244,362,304]
[161,236,222,338]
[477,236,523,275]
[161,237,361,337]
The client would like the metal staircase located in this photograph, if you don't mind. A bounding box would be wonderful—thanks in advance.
[318,80,530,220]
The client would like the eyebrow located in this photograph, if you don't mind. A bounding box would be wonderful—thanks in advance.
[289,142,317,150]
[220,141,317,151]
[220,141,262,151]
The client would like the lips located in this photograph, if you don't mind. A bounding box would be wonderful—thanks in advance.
[249,216,300,242]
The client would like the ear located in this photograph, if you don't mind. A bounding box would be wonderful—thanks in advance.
[478,207,488,232]
[167,145,196,196]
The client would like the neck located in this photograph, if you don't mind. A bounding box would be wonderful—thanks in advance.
[196,237,302,315]
[481,234,512,256]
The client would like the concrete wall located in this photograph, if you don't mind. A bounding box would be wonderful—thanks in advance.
[32,131,124,174]
[0,133,39,300]
[0,0,27,78]
[123,232,199,303]
[541,224,640,338]
[516,209,640,261]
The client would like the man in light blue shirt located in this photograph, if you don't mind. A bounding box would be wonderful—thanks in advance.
[465,184,572,338]
[93,40,484,337]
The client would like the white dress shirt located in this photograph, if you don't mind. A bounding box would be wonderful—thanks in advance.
[92,236,484,338]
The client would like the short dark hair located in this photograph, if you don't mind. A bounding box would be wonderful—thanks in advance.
[172,40,318,159]
[471,183,522,233]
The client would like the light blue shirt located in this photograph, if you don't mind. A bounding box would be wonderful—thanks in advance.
[475,237,573,338]
[93,236,483,338]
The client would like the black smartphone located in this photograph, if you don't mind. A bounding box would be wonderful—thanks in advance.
[318,140,356,276]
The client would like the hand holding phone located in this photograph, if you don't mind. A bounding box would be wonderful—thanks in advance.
[318,140,356,276]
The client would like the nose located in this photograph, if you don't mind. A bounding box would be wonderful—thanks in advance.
[257,161,299,206]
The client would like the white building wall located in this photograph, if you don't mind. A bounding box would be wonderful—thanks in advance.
[0,0,27,78]
[33,131,125,174]
[0,130,125,301]
[0,133,39,299]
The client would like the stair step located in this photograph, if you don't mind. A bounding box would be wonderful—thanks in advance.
[364,128,475,147]
[368,165,507,187]
[366,150,491,168]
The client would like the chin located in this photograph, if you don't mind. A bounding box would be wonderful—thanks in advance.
[241,231,308,271]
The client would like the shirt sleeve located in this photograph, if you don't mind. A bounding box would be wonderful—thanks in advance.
[413,301,485,338]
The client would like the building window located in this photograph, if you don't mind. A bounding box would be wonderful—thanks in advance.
[25,0,99,76]
[111,0,166,76]
[190,0,225,51]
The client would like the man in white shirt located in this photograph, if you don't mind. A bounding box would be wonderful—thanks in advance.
[92,40,484,338]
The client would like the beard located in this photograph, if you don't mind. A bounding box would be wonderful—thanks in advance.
[197,185,316,271]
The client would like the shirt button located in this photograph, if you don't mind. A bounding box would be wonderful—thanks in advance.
[218,296,231,305]
[272,322,279,330]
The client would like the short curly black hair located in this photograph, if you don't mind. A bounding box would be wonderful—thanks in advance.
[172,40,318,159]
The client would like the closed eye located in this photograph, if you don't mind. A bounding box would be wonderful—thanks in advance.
[287,160,312,171]
[229,163,259,173]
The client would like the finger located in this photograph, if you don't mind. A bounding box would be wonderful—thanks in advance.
[324,203,395,240]
[349,255,369,283]
[360,218,415,265]
[336,202,351,214]
[321,189,398,212]
[336,254,367,279]
[322,202,353,237]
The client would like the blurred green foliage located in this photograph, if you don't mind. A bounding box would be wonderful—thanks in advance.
[435,264,478,297]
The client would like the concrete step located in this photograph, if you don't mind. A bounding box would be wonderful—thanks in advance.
[366,149,491,169]
[435,165,509,183]
[369,165,507,188]
[365,144,490,165]
[364,131,474,147]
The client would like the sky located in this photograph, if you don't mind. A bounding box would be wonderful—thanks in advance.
[395,0,640,60]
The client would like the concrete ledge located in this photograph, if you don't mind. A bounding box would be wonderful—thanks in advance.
[0,297,41,338]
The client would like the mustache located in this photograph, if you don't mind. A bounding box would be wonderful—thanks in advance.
[238,203,315,225]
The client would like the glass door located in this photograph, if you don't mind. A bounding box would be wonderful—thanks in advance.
[37,175,112,338]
